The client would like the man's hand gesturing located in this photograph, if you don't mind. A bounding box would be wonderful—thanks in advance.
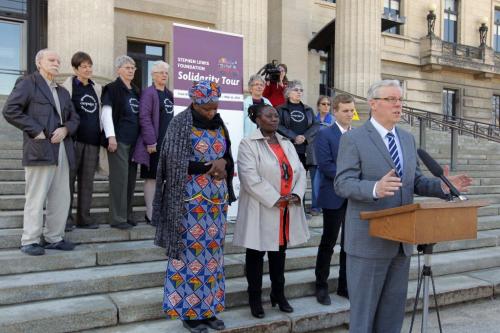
[375,169,402,198]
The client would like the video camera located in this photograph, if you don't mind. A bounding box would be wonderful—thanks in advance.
[257,60,281,83]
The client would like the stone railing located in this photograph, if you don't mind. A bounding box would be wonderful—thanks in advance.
[419,35,499,77]
[442,41,482,60]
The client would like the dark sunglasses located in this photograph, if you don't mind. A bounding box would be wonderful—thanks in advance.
[320,102,331,106]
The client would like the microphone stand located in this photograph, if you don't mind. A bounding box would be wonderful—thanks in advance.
[410,189,464,333]
[409,243,442,333]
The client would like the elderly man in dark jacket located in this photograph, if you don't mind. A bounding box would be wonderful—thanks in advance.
[3,49,80,256]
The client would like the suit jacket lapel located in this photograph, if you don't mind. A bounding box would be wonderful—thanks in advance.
[365,121,395,169]
[332,123,342,138]
[35,73,57,110]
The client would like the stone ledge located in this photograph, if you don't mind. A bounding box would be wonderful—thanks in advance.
[0,295,117,333]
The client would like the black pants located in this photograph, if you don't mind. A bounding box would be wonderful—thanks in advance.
[297,152,308,171]
[67,141,99,226]
[245,245,287,299]
[315,201,347,292]
[107,143,137,225]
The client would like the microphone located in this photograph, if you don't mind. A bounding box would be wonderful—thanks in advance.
[417,148,467,201]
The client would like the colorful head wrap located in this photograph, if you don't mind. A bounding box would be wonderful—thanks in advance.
[188,80,222,105]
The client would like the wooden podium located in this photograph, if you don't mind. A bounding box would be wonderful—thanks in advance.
[360,199,489,333]
[360,200,489,245]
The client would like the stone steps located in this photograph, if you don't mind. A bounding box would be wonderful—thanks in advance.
[475,216,500,231]
[1,225,498,277]
[0,231,325,275]
[467,185,500,195]
[0,224,155,249]
[1,213,499,250]
[0,207,147,229]
[1,236,500,307]
[0,180,144,195]
[6,155,500,170]
[0,192,146,211]
[1,264,498,333]
[0,177,497,195]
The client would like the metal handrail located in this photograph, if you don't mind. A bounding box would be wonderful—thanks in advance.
[0,68,26,76]
[326,86,500,144]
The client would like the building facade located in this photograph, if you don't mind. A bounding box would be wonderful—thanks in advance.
[1,0,500,125]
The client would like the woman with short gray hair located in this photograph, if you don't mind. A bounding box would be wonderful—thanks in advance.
[276,80,318,169]
[101,55,141,229]
[132,61,173,223]
[243,74,272,136]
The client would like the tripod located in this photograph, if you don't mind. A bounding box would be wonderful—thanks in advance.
[409,244,443,333]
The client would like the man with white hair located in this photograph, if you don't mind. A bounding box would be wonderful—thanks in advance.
[3,49,80,256]
[334,79,472,332]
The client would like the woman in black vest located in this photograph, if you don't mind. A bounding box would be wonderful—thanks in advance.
[101,55,141,229]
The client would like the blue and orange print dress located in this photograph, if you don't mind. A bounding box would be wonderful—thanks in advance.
[162,126,228,320]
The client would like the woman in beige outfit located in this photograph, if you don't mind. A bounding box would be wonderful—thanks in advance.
[234,104,309,319]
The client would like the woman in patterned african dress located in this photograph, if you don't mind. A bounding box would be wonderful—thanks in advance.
[151,80,236,333]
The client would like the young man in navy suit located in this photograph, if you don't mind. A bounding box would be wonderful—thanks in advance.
[313,94,355,305]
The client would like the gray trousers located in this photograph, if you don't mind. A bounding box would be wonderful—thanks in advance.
[107,142,137,225]
[22,144,70,245]
[67,141,99,226]
[347,249,411,333]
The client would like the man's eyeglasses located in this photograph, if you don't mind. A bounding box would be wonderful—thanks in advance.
[320,102,330,106]
[153,71,168,75]
[292,88,303,92]
[373,97,404,104]
[122,66,136,71]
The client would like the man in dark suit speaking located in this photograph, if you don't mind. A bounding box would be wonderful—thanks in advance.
[334,80,472,333]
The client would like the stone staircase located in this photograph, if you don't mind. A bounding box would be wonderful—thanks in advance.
[0,122,500,332]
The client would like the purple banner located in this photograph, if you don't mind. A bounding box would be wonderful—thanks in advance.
[173,24,244,111]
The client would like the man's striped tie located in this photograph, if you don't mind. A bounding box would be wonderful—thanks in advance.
[386,132,402,177]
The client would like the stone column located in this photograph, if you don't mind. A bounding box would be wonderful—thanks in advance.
[47,0,115,83]
[217,0,268,90]
[334,0,381,97]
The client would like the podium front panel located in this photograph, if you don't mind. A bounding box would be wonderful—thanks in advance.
[368,205,478,245]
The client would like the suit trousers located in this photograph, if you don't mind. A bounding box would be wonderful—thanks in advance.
[22,144,70,245]
[107,142,137,225]
[309,166,319,210]
[67,141,99,226]
[315,202,347,292]
[347,248,411,333]
[245,246,287,298]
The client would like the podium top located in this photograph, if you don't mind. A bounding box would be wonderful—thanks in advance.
[360,199,490,221]
[359,199,490,244]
